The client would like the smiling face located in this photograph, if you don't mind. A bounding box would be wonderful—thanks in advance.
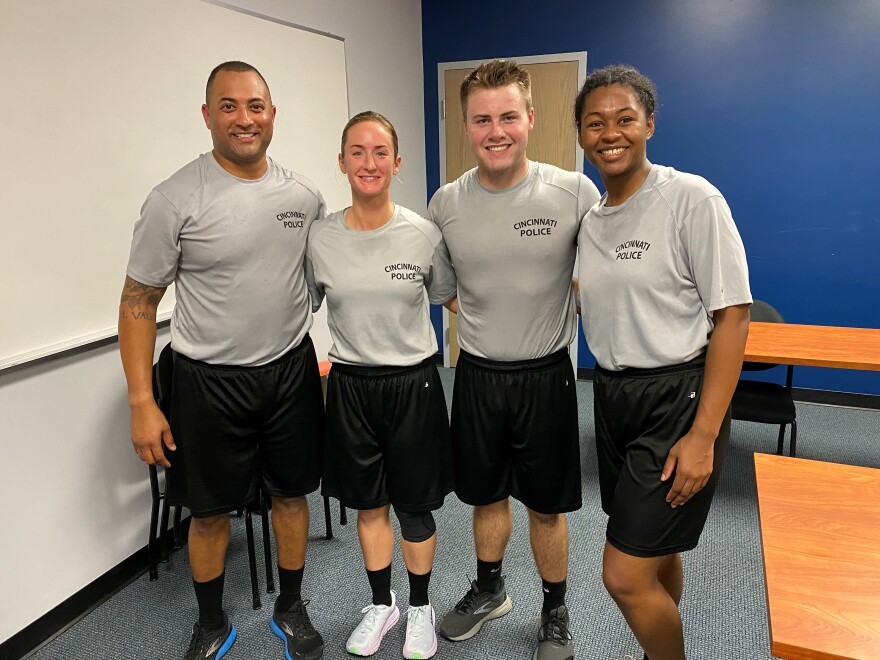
[201,69,275,179]
[464,83,534,190]
[339,120,401,202]
[578,83,654,202]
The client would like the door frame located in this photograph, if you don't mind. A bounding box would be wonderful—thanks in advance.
[437,52,589,370]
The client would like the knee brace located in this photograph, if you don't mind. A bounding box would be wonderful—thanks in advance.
[394,508,436,543]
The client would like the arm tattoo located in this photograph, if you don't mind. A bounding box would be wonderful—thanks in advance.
[120,276,163,318]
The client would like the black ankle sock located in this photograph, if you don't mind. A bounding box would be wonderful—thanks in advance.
[193,573,225,630]
[541,578,566,614]
[366,564,393,606]
[476,559,503,593]
[407,569,431,607]
[275,565,304,612]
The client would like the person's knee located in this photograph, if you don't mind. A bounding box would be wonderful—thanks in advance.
[190,513,229,537]
[602,555,650,605]
[357,506,390,527]
[272,495,307,515]
[528,509,563,529]
[395,508,436,543]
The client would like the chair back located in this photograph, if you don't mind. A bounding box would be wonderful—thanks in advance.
[743,300,785,372]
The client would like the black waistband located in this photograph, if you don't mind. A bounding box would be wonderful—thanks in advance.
[596,352,706,379]
[173,333,313,371]
[458,348,569,373]
[330,356,435,378]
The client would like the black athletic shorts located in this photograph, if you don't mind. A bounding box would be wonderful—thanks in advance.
[166,335,324,518]
[451,349,582,514]
[594,354,730,557]
[322,359,453,512]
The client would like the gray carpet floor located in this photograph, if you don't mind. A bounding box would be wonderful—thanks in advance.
[26,369,880,659]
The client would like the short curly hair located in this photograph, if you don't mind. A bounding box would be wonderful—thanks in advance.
[574,64,656,132]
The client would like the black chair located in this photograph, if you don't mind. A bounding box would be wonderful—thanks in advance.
[146,344,339,608]
[731,300,798,456]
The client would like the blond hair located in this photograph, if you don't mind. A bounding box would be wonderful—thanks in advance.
[340,111,399,157]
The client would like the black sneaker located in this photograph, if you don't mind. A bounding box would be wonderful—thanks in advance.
[439,578,512,641]
[534,605,574,660]
[184,612,237,660]
[269,598,324,660]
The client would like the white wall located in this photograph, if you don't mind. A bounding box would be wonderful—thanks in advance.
[0,0,425,644]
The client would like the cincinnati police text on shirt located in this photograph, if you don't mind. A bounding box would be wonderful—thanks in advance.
[513,218,557,237]
[385,263,422,280]
[277,210,307,229]
[615,239,651,260]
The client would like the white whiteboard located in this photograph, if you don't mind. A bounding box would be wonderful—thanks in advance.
[0,0,350,369]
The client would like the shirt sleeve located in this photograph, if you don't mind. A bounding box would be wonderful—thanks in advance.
[304,253,324,313]
[315,188,328,219]
[125,189,183,287]
[576,174,602,230]
[679,195,752,313]
[426,236,457,305]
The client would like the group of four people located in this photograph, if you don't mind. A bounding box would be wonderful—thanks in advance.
[119,58,751,660]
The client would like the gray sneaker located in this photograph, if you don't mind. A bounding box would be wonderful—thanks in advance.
[533,605,574,660]
[439,579,512,641]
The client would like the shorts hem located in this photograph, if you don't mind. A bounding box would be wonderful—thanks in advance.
[189,504,244,519]
[606,533,699,558]
[454,491,510,508]
[392,495,449,513]
[267,480,321,500]
[518,498,583,515]
[321,489,390,511]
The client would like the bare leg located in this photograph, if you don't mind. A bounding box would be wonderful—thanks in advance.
[602,542,685,660]
[357,505,394,570]
[189,514,230,581]
[401,533,437,575]
[473,499,512,561]
[527,509,568,582]
[658,553,683,605]
[272,496,309,570]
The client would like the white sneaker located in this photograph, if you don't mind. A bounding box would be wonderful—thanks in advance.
[346,591,400,656]
[403,603,437,659]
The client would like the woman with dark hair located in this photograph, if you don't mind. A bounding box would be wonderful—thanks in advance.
[306,111,456,659]
[575,66,752,660]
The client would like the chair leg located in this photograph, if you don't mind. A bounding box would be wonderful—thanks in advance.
[245,510,261,610]
[159,496,172,563]
[340,501,348,526]
[323,495,333,540]
[148,467,160,581]
[789,419,798,457]
[260,492,275,593]
[776,424,786,456]
[172,506,183,549]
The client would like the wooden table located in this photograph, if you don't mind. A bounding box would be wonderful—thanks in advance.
[754,453,880,659]
[744,322,880,371]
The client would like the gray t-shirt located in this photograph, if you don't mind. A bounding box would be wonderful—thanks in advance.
[428,161,600,361]
[306,205,451,366]
[126,153,325,366]
[578,164,752,371]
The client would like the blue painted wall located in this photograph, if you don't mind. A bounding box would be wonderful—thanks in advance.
[424,0,880,395]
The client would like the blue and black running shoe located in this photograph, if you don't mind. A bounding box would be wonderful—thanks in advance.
[269,598,324,660]
[184,612,237,659]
